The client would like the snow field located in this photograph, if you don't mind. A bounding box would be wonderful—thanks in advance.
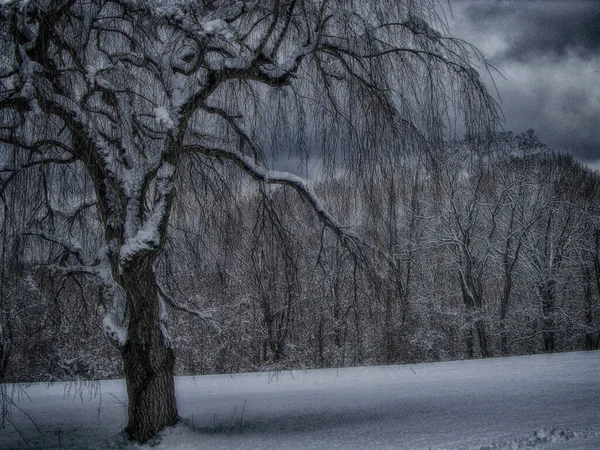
[1,351,599,449]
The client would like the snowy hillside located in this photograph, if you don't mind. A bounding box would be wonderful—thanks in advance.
[2,351,599,449]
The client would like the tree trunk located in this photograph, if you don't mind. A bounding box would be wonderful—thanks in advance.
[583,267,595,350]
[475,318,489,358]
[540,280,556,353]
[383,291,394,364]
[461,282,487,358]
[119,261,177,443]
[500,312,509,356]
[465,306,475,359]
[499,262,513,356]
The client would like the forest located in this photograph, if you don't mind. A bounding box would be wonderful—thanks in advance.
[0,0,598,445]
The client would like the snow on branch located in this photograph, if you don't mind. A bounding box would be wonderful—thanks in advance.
[202,19,235,42]
[157,293,170,347]
[184,144,365,254]
[46,262,105,279]
[45,250,129,347]
[119,161,176,265]
[153,106,176,129]
[103,289,128,347]
[156,281,221,336]
[115,0,241,43]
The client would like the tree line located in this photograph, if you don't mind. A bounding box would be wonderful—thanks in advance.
[3,131,599,386]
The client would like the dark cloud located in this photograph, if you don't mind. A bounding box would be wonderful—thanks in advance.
[461,1,600,61]
[449,1,600,167]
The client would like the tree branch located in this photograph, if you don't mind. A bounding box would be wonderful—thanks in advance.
[184,144,368,254]
[156,280,221,335]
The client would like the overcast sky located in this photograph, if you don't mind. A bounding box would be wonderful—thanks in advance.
[449,0,600,168]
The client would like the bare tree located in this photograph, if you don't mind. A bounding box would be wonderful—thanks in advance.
[487,134,546,355]
[519,155,583,352]
[0,0,498,442]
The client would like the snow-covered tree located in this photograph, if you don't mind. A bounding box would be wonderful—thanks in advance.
[0,0,498,442]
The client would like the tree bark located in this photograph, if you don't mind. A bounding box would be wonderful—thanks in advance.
[119,261,177,443]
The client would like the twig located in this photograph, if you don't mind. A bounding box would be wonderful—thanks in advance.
[109,393,126,408]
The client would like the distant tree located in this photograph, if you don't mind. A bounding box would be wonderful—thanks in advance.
[360,161,425,363]
[0,0,498,442]
[519,155,584,352]
[433,146,493,358]
[487,134,546,355]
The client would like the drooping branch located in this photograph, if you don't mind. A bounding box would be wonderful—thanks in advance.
[22,230,84,264]
[183,144,367,253]
[156,280,221,335]
[0,154,78,196]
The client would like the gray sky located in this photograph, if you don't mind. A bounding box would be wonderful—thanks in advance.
[449,0,600,168]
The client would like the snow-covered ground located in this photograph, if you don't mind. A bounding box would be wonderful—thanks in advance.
[2,351,599,449]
